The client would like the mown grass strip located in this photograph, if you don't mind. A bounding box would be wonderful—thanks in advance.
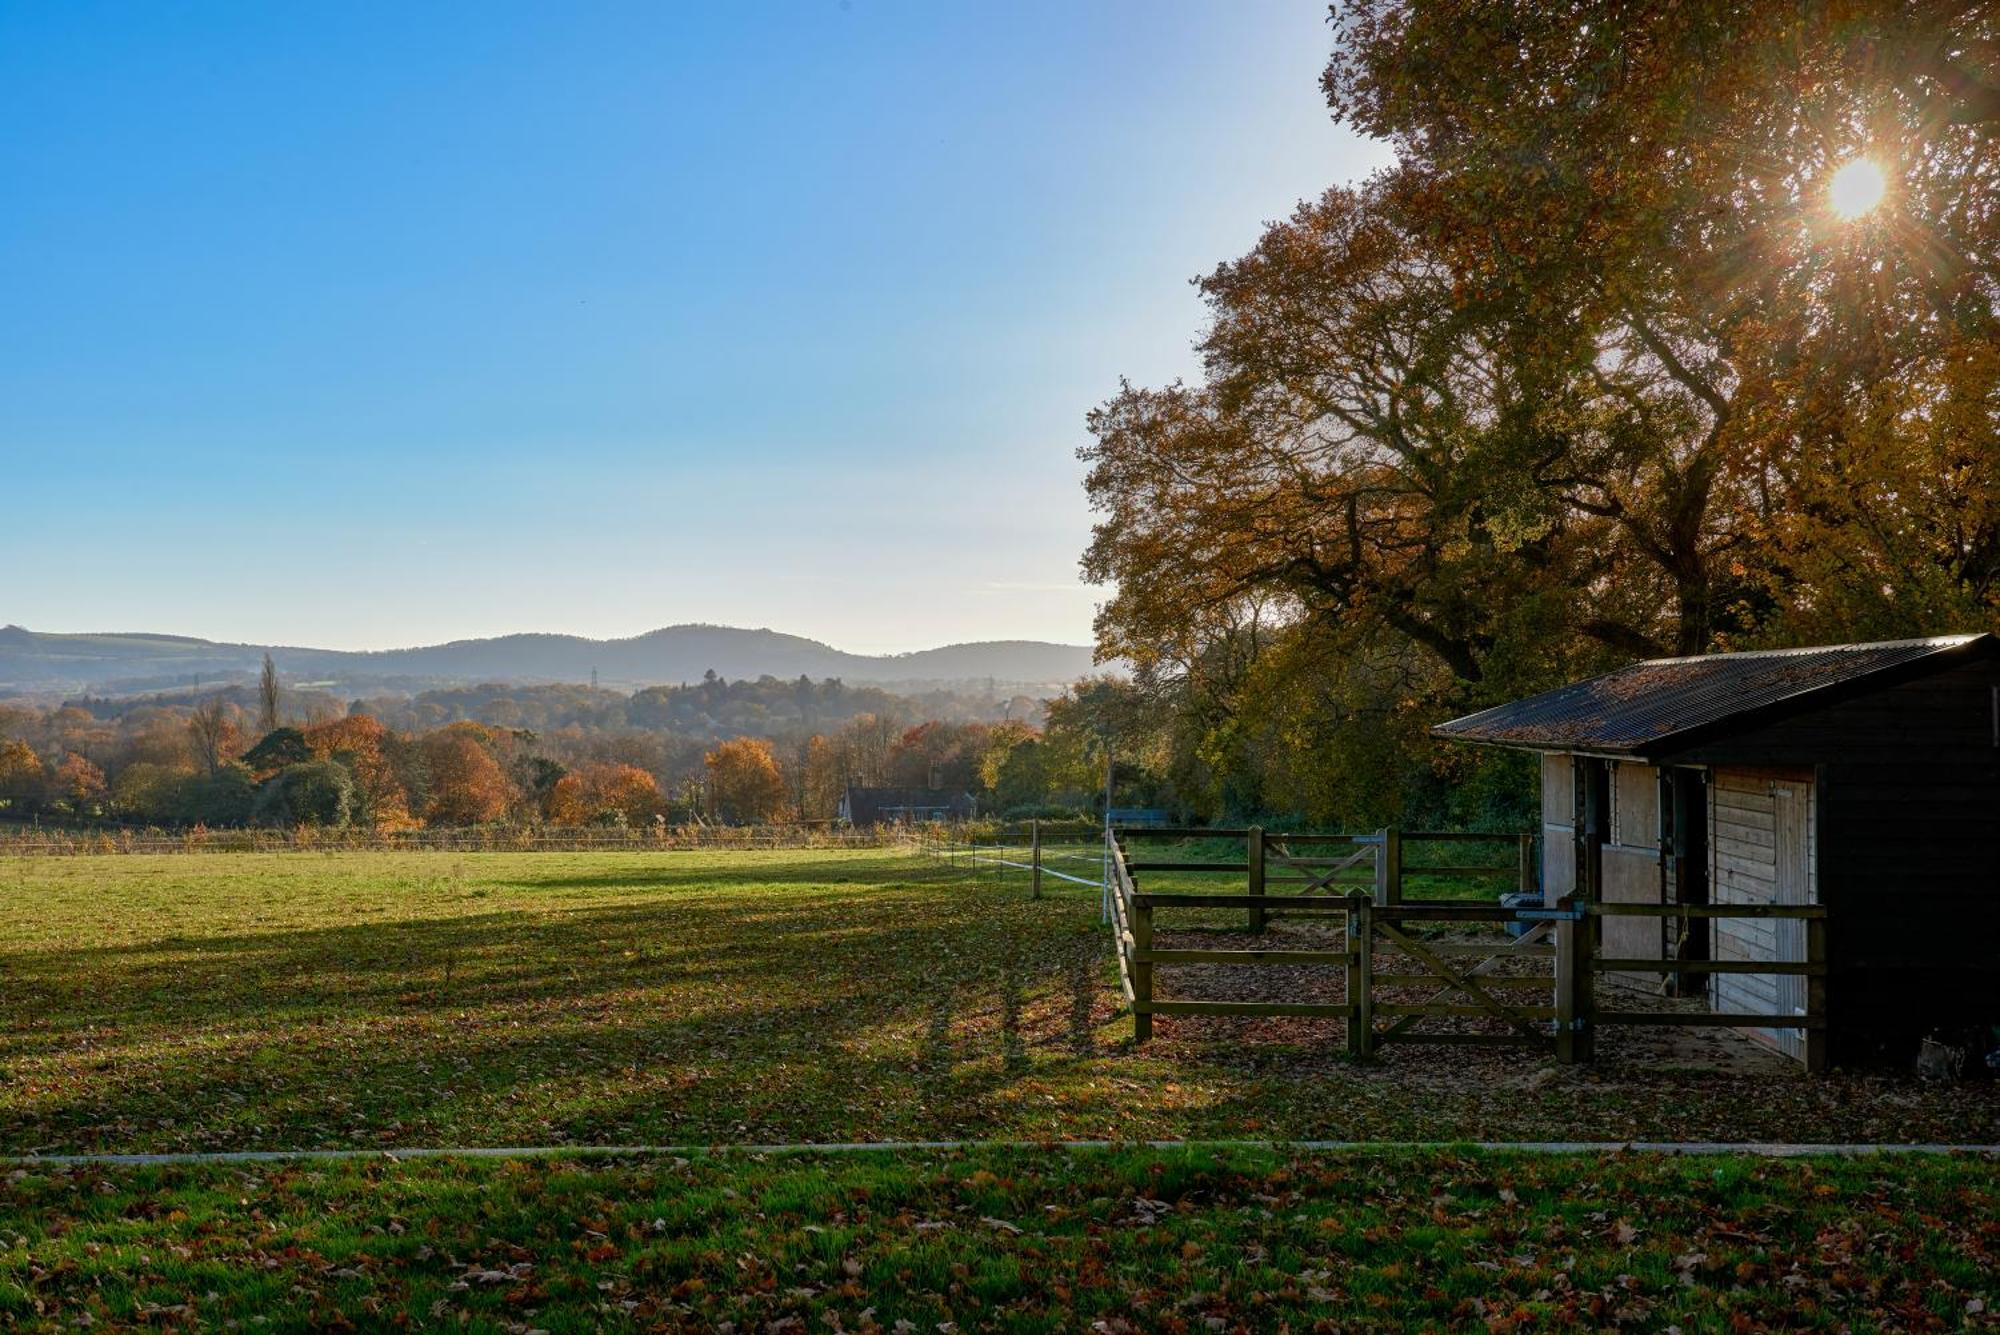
[0,1145,1992,1331]
[11,1137,2000,1167]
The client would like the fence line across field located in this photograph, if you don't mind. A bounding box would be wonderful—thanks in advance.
[917,820,1114,901]
[1,823,919,857]
[962,852,1103,888]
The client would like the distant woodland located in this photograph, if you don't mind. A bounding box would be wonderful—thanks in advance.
[0,667,1132,830]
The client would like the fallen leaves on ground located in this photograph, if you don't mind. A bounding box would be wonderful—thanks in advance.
[0,1146,1993,1331]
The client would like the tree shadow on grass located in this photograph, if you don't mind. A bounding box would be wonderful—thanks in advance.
[2,887,992,1035]
[1065,955,1100,1058]
[999,954,1028,1075]
[0,888,1120,1153]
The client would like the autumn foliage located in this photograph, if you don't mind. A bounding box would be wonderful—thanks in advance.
[417,727,512,827]
[546,762,663,826]
[704,738,789,824]
[52,753,105,805]
[0,739,38,801]
[301,715,414,829]
[0,689,1098,832]
[1073,1,2000,827]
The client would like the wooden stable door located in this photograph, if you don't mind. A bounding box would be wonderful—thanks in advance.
[1770,779,1812,1058]
[1710,770,1815,1062]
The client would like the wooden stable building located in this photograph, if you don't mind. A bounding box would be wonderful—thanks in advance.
[1435,633,2000,1067]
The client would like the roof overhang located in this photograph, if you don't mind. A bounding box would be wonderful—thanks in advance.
[1432,633,1998,759]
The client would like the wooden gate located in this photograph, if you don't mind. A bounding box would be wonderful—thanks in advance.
[1351,901,1560,1055]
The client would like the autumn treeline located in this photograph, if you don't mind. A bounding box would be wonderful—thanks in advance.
[1070,3,2000,832]
[0,675,1126,830]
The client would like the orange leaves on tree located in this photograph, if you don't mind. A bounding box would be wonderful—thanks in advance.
[54,752,107,804]
[704,738,789,824]
[301,715,415,830]
[0,739,44,803]
[544,762,663,827]
[419,730,512,826]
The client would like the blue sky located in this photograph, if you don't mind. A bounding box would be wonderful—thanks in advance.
[1,1,1388,653]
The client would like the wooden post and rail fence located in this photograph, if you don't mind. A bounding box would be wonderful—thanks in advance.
[1105,825,1829,1071]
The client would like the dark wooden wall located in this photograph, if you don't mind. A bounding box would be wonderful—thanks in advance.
[1669,655,2000,1065]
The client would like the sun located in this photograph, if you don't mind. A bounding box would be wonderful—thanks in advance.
[1828,157,1887,221]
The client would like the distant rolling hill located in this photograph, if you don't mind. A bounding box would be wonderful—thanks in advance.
[0,624,1101,696]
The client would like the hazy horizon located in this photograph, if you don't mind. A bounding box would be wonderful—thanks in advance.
[5,617,1093,656]
[1,2,1391,654]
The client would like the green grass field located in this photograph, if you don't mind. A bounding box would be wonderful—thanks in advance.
[1,849,1996,1329]
[1,849,1115,1153]
[3,849,1996,1154]
[2,1146,1993,1331]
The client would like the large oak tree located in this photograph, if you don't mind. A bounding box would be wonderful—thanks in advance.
[1077,1,1998,824]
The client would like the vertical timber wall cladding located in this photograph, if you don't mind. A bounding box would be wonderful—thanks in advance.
[1540,754,1575,901]
[1709,769,1816,1061]
[1672,656,2000,1061]
[1602,761,1666,977]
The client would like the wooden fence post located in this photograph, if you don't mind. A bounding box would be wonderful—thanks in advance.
[1132,899,1154,1042]
[1346,892,1374,1058]
[1518,834,1536,898]
[1805,915,1828,1074]
[1030,819,1042,901]
[1554,897,1578,1064]
[1374,828,1402,905]
[1575,899,1597,1061]
[1247,826,1267,933]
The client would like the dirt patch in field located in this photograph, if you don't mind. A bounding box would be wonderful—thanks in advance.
[1151,918,1785,1071]
[1141,918,1996,1145]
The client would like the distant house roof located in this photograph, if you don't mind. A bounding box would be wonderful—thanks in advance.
[841,785,977,825]
[1433,634,1997,757]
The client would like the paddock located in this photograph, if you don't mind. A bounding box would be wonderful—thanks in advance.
[1104,827,1823,1069]
[7,846,1991,1156]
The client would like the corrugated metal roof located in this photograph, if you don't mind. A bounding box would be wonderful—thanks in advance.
[1433,634,1995,755]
